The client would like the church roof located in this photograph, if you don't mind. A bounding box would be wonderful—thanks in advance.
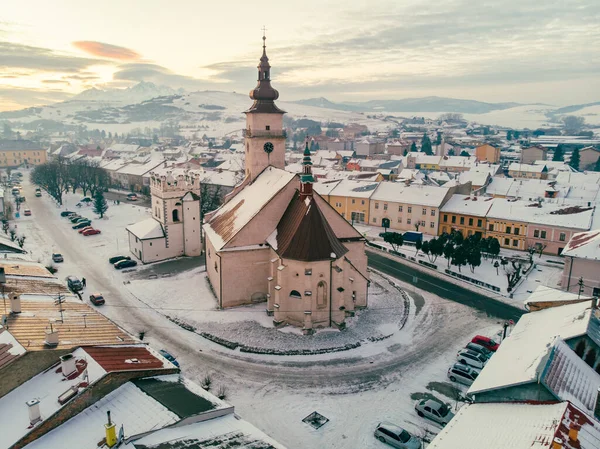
[271,191,348,262]
[126,217,165,240]
[204,167,295,251]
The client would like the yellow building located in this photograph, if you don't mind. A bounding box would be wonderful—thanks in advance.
[439,194,495,237]
[486,199,528,250]
[325,179,379,224]
[0,140,47,168]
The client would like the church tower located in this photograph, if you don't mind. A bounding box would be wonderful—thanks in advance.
[244,33,286,182]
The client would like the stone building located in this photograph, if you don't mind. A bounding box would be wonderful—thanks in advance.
[203,36,369,331]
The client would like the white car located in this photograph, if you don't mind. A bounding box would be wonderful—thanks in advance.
[374,422,421,449]
[414,399,454,426]
[456,349,487,369]
[448,363,480,386]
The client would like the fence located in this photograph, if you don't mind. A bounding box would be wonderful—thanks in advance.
[444,269,501,292]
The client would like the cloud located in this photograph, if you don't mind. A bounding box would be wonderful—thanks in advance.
[42,79,70,85]
[0,86,73,111]
[72,41,141,60]
[0,41,106,72]
[112,62,215,90]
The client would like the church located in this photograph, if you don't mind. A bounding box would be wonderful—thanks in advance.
[203,36,369,331]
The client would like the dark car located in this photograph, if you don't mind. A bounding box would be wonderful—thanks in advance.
[69,215,84,223]
[159,349,180,367]
[114,259,137,269]
[126,193,138,201]
[73,221,92,230]
[52,253,64,263]
[81,197,92,203]
[471,335,500,352]
[109,255,131,264]
[66,275,83,292]
[89,293,105,306]
[60,211,75,217]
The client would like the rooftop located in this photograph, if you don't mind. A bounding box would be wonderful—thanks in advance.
[126,217,165,240]
[372,182,450,207]
[440,194,495,216]
[562,230,600,260]
[329,179,380,199]
[82,345,168,372]
[0,326,25,370]
[486,199,594,229]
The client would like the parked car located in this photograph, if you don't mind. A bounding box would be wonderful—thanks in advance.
[447,363,480,386]
[35,191,42,197]
[66,275,83,292]
[69,215,84,223]
[456,349,487,369]
[82,228,101,236]
[109,255,131,264]
[73,221,92,230]
[81,197,92,203]
[23,209,31,216]
[60,211,75,217]
[78,226,94,234]
[471,335,500,352]
[17,196,26,203]
[89,293,105,306]
[159,349,180,367]
[373,422,420,449]
[126,193,138,201]
[114,259,137,269]
[415,399,454,426]
[466,342,493,360]
[52,253,64,263]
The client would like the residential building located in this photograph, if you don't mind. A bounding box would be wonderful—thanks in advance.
[113,158,164,193]
[486,201,529,250]
[475,143,500,163]
[327,179,379,224]
[520,145,548,164]
[439,155,477,172]
[561,230,600,297]
[355,138,384,157]
[579,146,600,169]
[0,140,47,168]
[508,162,549,180]
[386,141,410,156]
[457,171,491,191]
[439,195,494,237]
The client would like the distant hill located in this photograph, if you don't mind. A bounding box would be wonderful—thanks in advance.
[71,82,185,106]
[294,96,521,114]
[552,101,600,115]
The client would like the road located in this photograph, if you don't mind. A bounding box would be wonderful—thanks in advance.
[104,190,151,208]
[367,251,524,321]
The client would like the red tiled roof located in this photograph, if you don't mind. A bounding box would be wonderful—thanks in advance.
[275,192,348,262]
[83,346,165,372]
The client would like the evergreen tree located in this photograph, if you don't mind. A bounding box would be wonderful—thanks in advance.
[93,191,109,218]
[421,133,433,155]
[459,150,470,157]
[506,130,513,140]
[552,144,564,161]
[403,148,408,156]
[447,149,455,156]
[410,142,418,152]
[569,148,581,171]
[514,131,520,139]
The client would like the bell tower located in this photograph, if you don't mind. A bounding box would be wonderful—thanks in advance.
[244,32,286,182]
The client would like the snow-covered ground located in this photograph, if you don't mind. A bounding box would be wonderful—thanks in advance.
[14,175,503,449]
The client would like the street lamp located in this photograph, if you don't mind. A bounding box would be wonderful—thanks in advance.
[0,267,6,323]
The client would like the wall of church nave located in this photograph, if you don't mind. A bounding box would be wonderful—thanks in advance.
[205,236,221,304]
[220,248,271,308]
[127,232,181,264]
[182,202,201,256]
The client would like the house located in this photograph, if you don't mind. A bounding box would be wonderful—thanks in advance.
[203,41,368,331]
[326,179,379,224]
[0,140,47,168]
[428,401,600,449]
[579,146,600,169]
[508,162,549,180]
[475,143,500,163]
[114,158,164,193]
[457,171,491,191]
[386,141,410,156]
[485,200,529,250]
[439,195,495,237]
[561,230,600,297]
[469,299,600,418]
[355,138,384,157]
[520,145,548,164]
[439,155,478,173]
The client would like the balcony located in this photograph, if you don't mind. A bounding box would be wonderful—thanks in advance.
[242,129,287,139]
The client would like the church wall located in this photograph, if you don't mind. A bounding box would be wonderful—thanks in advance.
[246,113,283,132]
[127,232,175,264]
[182,200,201,256]
[220,247,271,308]
[225,179,297,249]
[205,237,221,304]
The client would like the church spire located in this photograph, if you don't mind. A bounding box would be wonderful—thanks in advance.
[247,32,285,114]
[300,139,315,198]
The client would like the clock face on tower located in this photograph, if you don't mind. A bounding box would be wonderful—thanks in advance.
[263,142,274,154]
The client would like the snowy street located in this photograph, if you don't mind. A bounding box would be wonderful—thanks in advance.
[16,175,503,449]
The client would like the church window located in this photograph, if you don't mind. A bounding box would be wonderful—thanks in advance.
[289,290,302,299]
[149,242,152,246]
[214,261,218,272]
[172,209,180,222]
[317,281,327,308]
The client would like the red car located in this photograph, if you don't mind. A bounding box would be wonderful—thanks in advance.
[82,228,101,236]
[78,226,94,234]
[471,335,500,352]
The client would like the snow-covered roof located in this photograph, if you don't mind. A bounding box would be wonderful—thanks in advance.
[216,158,244,172]
[562,230,600,260]
[509,162,547,173]
[116,159,163,176]
[0,347,107,449]
[372,182,450,207]
[126,217,165,240]
[284,163,302,174]
[0,326,25,369]
[313,180,341,196]
[329,179,380,199]
[414,154,442,165]
[487,199,594,229]
[201,170,239,188]
[458,171,490,186]
[524,285,592,307]
[314,150,338,160]
[440,194,495,216]
[108,144,140,153]
[204,167,295,251]
[100,158,130,172]
[469,300,593,396]
[429,401,600,449]
[439,155,477,169]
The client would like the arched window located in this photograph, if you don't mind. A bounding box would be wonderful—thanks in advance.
[289,290,301,299]
[172,209,179,222]
[317,281,327,308]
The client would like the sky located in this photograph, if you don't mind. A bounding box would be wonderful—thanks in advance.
[1,0,599,111]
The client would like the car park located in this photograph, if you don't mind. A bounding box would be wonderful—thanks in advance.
[114,259,137,269]
[60,211,75,217]
[415,399,454,426]
[89,294,105,306]
[447,363,480,386]
[73,221,92,230]
[373,422,420,449]
[471,335,499,352]
[109,255,131,264]
[159,349,180,367]
[126,193,138,201]
[82,229,101,236]
[78,226,94,234]
[23,209,31,216]
[466,342,493,360]
[66,275,83,292]
[52,253,64,263]
[456,349,487,369]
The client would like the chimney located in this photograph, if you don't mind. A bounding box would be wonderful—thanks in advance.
[551,437,563,449]
[60,354,77,377]
[44,322,59,347]
[568,422,580,443]
[105,410,117,448]
[26,399,41,426]
[9,293,21,314]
